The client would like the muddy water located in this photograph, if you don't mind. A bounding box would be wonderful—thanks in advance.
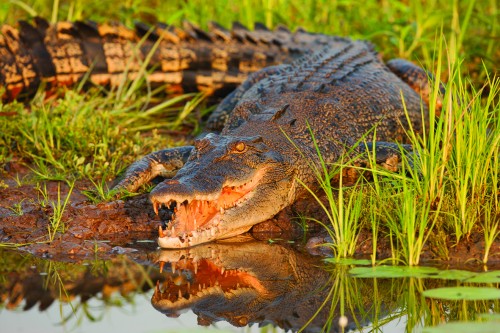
[1,238,498,333]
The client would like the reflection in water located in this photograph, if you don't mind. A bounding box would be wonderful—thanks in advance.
[0,250,162,312]
[151,237,394,332]
[0,243,498,332]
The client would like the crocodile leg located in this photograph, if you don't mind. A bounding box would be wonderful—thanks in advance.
[113,146,193,192]
[329,142,414,186]
[206,64,290,131]
[386,59,445,113]
[359,141,413,171]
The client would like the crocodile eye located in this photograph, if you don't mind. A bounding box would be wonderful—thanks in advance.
[233,142,246,153]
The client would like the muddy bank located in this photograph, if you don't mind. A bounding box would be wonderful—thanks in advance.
[0,162,498,266]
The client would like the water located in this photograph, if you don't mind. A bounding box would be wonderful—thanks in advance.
[1,238,498,333]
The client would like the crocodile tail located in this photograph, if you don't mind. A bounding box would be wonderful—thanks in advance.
[386,58,445,114]
[0,18,342,102]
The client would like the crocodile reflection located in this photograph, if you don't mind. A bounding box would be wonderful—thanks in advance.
[152,238,379,332]
[0,250,163,311]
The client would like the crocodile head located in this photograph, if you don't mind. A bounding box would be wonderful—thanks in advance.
[152,239,382,331]
[151,238,330,329]
[150,133,296,248]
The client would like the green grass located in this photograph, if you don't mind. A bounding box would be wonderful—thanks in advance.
[0,0,498,263]
[0,85,194,183]
[308,60,499,265]
[8,200,25,216]
[286,124,368,259]
[290,53,498,265]
[47,181,74,241]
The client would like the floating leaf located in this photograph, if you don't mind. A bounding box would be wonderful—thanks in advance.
[350,266,500,282]
[423,287,500,300]
[325,258,372,265]
[349,266,440,278]
[432,270,477,281]
[477,313,500,321]
[465,271,500,283]
[423,321,500,333]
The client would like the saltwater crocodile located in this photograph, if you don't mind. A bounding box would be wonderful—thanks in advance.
[1,19,436,248]
[113,36,435,248]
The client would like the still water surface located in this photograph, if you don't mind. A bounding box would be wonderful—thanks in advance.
[1,238,497,333]
[2,293,408,333]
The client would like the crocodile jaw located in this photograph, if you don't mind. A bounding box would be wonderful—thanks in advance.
[151,168,271,248]
[157,224,252,248]
[152,245,265,315]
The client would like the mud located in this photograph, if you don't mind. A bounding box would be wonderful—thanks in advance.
[0,161,160,258]
[0,160,498,266]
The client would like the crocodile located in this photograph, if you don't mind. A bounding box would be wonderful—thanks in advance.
[1,19,436,248]
[153,238,398,331]
[1,18,353,101]
[113,35,436,248]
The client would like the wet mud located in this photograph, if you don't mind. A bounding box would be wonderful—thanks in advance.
[0,161,498,266]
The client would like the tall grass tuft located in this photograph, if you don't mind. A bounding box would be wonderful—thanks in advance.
[47,181,74,241]
[0,80,195,182]
[287,124,366,259]
[296,35,498,264]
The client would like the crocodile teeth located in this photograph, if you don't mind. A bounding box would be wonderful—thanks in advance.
[158,225,165,237]
[219,207,224,214]
[153,201,160,215]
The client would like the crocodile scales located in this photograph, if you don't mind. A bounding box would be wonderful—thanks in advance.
[0,18,351,101]
[110,29,434,248]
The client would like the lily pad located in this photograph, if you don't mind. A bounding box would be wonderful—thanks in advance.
[350,266,500,283]
[349,266,440,278]
[423,321,500,333]
[325,258,372,265]
[432,269,477,281]
[464,271,500,283]
[422,287,500,300]
[477,313,500,321]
